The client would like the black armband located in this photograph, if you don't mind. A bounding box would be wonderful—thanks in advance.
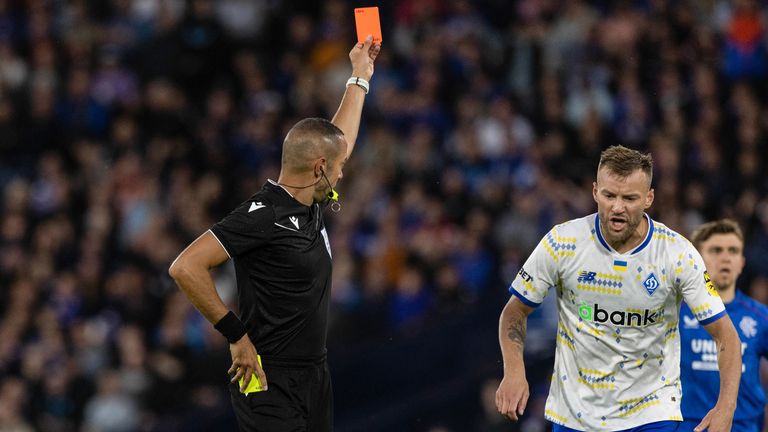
[214,311,247,343]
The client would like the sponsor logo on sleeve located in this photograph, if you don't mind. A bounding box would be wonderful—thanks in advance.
[703,271,719,297]
[518,268,533,283]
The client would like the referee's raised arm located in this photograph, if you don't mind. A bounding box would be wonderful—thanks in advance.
[331,35,380,159]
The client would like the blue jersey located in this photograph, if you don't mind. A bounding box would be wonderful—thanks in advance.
[680,290,768,422]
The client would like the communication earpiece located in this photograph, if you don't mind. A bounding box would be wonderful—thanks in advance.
[318,165,339,207]
[278,163,339,211]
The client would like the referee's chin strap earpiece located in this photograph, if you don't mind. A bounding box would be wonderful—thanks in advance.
[320,167,341,213]
[278,165,341,212]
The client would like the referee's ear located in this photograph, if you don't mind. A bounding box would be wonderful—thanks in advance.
[314,158,326,178]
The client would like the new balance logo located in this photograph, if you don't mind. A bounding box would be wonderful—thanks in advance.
[577,271,597,283]
[289,216,299,229]
[249,202,266,212]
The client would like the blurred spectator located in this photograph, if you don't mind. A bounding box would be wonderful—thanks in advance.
[722,0,768,80]
[82,370,140,432]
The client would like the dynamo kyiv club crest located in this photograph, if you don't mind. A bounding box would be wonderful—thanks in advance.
[643,273,660,296]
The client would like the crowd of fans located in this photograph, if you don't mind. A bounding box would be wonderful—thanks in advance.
[1,0,768,430]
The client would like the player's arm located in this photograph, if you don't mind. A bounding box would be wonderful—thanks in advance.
[331,36,380,159]
[169,231,267,392]
[695,315,741,432]
[496,296,535,421]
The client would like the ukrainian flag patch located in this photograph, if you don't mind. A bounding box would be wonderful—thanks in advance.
[613,260,627,272]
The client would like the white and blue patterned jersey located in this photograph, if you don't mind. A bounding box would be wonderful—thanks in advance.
[680,290,768,423]
[509,213,726,431]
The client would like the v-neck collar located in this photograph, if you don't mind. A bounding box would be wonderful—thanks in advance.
[594,212,654,256]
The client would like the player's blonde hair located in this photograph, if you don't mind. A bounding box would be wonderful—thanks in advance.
[598,145,653,186]
[691,219,744,249]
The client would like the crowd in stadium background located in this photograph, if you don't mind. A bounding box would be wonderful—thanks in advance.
[1,0,768,431]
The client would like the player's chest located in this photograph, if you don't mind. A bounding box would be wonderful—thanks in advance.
[561,253,673,314]
[560,254,676,303]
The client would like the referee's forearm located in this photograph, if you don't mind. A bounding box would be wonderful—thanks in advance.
[331,85,366,158]
[169,262,229,325]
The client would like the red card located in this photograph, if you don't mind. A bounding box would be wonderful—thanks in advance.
[354,7,382,44]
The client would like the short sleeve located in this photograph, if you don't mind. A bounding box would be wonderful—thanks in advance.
[678,243,726,325]
[508,229,560,307]
[210,199,275,258]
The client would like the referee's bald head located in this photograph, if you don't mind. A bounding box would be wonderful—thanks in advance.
[282,118,345,174]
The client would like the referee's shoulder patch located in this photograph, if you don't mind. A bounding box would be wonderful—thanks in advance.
[247,201,268,213]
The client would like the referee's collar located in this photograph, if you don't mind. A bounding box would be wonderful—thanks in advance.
[268,179,294,197]
[264,180,314,209]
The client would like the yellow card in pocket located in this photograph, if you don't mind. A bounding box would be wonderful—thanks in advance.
[238,355,265,395]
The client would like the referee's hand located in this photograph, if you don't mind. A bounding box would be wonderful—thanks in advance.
[228,335,267,393]
[496,371,529,421]
[349,35,380,81]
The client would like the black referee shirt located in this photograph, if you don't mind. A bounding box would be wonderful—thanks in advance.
[210,180,333,361]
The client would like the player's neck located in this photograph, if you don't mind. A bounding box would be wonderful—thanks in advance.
[607,215,648,254]
[718,286,736,304]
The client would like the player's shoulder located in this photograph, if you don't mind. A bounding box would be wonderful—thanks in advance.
[649,218,696,255]
[537,216,594,256]
[549,214,594,239]
[650,219,686,245]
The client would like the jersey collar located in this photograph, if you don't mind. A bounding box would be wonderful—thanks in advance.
[594,212,654,255]
[265,179,318,211]
[268,179,294,197]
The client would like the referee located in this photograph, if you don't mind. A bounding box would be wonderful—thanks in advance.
[169,37,380,431]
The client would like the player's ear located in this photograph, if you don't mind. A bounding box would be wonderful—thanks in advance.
[645,188,655,208]
[736,250,745,273]
[592,182,598,203]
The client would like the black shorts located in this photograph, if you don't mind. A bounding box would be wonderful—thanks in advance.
[229,357,332,432]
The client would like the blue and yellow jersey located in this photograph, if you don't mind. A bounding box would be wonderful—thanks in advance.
[509,213,726,431]
[680,290,768,425]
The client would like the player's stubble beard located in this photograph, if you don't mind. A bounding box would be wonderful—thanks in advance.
[712,271,735,293]
[600,210,643,248]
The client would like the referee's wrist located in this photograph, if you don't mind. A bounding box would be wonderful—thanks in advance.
[346,76,370,94]
[214,311,247,344]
